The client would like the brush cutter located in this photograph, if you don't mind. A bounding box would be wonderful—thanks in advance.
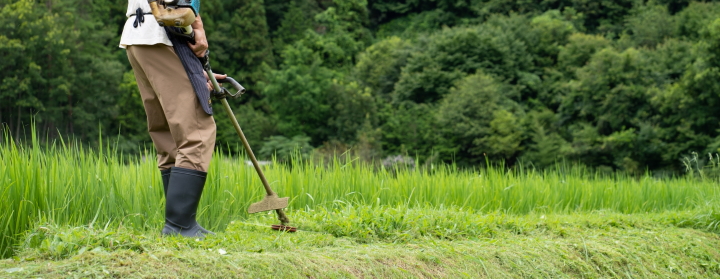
[151,0,296,231]
[199,53,297,233]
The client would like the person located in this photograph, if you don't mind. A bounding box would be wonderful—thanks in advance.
[119,0,225,238]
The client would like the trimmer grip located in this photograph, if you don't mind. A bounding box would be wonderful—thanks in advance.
[198,50,210,70]
[187,30,196,45]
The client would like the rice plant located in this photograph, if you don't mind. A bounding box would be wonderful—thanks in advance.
[2,129,720,258]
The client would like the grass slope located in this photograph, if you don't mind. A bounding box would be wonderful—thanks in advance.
[2,211,720,278]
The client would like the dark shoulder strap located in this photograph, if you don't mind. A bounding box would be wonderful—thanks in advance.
[164,27,213,115]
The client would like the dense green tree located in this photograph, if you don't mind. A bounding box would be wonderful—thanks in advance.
[538,33,611,109]
[307,0,373,69]
[207,0,275,97]
[272,0,322,63]
[647,38,694,84]
[656,0,693,14]
[0,0,73,138]
[355,36,413,99]
[673,1,720,40]
[262,44,337,145]
[373,9,458,39]
[261,0,375,147]
[368,0,473,25]
[525,10,577,67]
[326,80,377,143]
[651,18,720,164]
[519,108,572,168]
[558,47,666,170]
[263,40,376,146]
[620,3,675,48]
[0,0,123,143]
[435,73,524,165]
[560,48,654,134]
[472,0,635,34]
[557,33,611,73]
[379,102,436,159]
[264,0,290,32]
[392,15,533,104]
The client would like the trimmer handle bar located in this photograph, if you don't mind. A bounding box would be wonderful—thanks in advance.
[213,77,245,99]
[198,51,246,99]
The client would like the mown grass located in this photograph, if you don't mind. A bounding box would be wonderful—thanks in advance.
[3,211,720,278]
[2,129,720,258]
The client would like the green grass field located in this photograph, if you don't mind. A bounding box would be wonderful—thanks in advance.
[2,132,720,277]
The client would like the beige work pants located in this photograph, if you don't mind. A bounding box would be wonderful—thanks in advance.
[126,44,216,172]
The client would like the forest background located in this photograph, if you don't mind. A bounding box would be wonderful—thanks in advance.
[2,0,720,174]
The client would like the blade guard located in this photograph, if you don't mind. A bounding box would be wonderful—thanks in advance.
[248,194,289,213]
[148,0,196,28]
[271,225,297,232]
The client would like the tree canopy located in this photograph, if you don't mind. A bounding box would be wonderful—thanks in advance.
[3,0,720,174]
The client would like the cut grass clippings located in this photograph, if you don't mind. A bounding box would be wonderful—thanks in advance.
[2,211,720,278]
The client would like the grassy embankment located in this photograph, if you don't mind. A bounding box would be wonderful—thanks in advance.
[2,132,720,277]
[2,211,720,278]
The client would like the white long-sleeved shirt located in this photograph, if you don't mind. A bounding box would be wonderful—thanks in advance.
[119,0,173,48]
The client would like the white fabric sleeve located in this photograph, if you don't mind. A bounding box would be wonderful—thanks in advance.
[119,0,173,48]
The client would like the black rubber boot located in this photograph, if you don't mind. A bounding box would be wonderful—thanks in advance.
[161,167,214,238]
[160,168,172,195]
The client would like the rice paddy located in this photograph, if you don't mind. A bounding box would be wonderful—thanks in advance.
[3,129,720,262]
